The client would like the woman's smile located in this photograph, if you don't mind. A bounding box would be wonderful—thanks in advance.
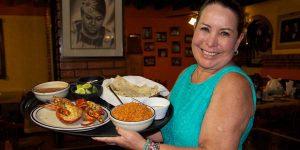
[201,48,219,56]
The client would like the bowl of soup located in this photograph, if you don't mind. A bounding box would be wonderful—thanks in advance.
[32,81,70,102]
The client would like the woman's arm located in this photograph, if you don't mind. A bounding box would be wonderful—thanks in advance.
[197,72,254,150]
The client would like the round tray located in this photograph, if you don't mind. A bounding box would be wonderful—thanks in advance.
[22,91,173,137]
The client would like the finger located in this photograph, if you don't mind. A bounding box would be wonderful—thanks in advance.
[92,137,114,143]
[116,126,131,136]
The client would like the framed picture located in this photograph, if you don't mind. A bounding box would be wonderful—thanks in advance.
[171,41,181,53]
[156,32,167,42]
[184,47,193,57]
[61,0,123,57]
[143,27,152,39]
[158,48,168,57]
[171,57,181,66]
[276,11,300,49]
[170,27,180,36]
[144,42,155,51]
[144,56,156,66]
[185,34,193,43]
[0,19,6,79]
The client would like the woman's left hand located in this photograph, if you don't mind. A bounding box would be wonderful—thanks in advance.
[92,127,146,150]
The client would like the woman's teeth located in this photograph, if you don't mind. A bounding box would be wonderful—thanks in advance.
[202,49,217,56]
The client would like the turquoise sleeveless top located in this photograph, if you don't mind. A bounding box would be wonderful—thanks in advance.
[161,64,256,150]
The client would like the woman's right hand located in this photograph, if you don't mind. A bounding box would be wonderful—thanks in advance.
[92,127,146,150]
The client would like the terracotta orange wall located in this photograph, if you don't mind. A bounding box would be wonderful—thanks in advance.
[125,5,196,90]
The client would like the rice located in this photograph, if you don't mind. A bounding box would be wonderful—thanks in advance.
[111,102,153,122]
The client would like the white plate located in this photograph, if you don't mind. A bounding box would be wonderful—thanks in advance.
[30,105,110,132]
[101,76,170,106]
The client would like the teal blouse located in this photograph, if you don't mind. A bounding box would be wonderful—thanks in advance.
[161,64,256,150]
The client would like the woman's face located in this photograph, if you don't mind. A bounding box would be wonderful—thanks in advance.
[82,9,104,36]
[192,4,244,72]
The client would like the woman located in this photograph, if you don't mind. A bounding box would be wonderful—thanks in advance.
[71,0,114,48]
[93,0,256,149]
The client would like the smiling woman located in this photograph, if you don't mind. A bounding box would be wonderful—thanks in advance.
[0,19,6,79]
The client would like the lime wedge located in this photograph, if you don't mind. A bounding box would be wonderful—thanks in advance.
[91,86,98,93]
[82,83,92,89]
[85,89,92,94]
[76,84,83,89]
[75,88,86,94]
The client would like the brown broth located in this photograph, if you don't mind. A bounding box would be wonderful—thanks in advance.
[35,87,65,93]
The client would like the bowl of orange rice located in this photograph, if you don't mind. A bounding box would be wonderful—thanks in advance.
[109,102,155,132]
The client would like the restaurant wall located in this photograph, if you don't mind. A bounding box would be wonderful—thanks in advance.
[1,0,300,94]
[125,5,196,90]
[0,15,49,92]
[243,0,300,81]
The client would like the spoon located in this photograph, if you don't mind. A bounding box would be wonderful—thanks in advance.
[87,80,98,84]
[108,85,123,105]
[131,97,143,104]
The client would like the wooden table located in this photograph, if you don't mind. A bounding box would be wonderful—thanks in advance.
[0,91,24,104]
[257,98,300,110]
[0,91,47,133]
[255,98,300,139]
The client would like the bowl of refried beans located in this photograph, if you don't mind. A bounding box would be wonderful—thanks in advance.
[32,81,70,102]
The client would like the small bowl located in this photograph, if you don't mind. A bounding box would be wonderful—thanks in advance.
[70,84,102,101]
[78,76,105,86]
[144,97,170,120]
[32,81,70,102]
[109,103,155,132]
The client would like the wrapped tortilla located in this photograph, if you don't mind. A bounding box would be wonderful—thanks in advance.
[109,75,159,97]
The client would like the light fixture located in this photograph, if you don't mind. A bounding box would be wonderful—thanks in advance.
[188,17,197,26]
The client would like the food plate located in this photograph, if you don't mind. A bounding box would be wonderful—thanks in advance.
[25,91,173,137]
[101,76,170,106]
[30,105,110,132]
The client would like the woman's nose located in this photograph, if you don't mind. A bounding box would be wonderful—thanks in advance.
[206,33,218,47]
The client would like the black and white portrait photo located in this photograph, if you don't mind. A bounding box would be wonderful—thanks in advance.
[70,0,115,49]
[62,0,123,57]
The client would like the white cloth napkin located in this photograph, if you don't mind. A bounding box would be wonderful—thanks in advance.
[100,76,170,106]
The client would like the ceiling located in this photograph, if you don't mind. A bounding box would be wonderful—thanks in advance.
[124,0,268,10]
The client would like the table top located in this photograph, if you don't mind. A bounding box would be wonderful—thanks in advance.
[0,91,24,104]
[257,98,300,110]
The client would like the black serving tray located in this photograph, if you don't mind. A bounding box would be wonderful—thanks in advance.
[21,89,173,137]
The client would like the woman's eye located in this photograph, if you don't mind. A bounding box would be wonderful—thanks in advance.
[96,16,104,21]
[86,16,92,20]
[200,27,209,32]
[220,31,230,37]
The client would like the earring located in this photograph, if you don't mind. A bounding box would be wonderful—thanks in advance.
[234,50,239,56]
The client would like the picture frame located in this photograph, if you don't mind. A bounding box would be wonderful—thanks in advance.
[171,41,181,53]
[144,56,156,66]
[170,26,180,36]
[276,11,300,49]
[0,19,6,79]
[156,32,167,42]
[144,42,155,51]
[61,0,123,57]
[184,47,193,57]
[171,57,182,66]
[185,34,193,43]
[143,27,152,39]
[158,48,168,57]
